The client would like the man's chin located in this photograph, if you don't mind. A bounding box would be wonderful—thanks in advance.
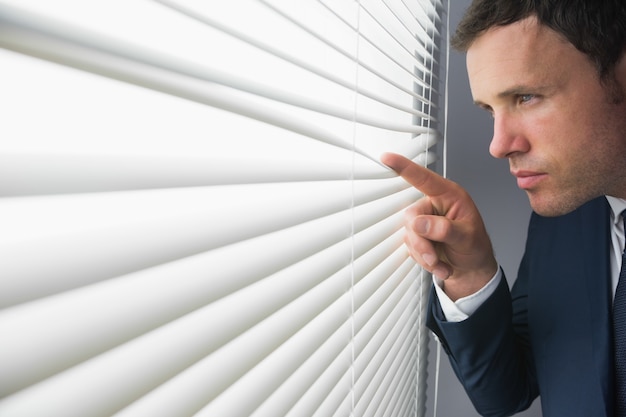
[526,192,588,217]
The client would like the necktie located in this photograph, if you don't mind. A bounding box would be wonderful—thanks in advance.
[614,211,626,416]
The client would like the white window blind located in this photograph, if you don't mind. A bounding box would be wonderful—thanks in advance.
[0,1,446,416]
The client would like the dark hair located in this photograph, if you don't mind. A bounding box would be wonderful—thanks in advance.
[452,0,626,86]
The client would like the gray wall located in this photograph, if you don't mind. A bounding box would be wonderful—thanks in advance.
[424,1,542,415]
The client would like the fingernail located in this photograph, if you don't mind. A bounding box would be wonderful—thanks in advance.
[433,267,449,280]
[422,253,437,266]
[415,218,429,234]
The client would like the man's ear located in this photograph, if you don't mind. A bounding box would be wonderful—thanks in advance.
[609,52,626,103]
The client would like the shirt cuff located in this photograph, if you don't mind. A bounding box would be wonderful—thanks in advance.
[432,267,503,322]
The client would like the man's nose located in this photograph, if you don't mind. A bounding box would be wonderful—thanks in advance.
[488,113,530,159]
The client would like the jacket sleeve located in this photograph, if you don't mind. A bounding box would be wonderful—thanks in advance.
[426,267,539,416]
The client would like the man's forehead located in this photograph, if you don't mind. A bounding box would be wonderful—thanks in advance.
[467,17,546,62]
[465,18,574,99]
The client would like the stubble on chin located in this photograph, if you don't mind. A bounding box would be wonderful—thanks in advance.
[526,188,600,217]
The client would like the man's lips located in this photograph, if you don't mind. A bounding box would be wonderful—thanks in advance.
[512,170,547,189]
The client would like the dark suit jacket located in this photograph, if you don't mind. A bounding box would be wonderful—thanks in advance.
[427,196,614,417]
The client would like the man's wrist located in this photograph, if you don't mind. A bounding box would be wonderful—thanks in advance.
[433,267,502,322]
[440,261,499,302]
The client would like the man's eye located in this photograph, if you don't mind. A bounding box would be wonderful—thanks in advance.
[519,94,534,103]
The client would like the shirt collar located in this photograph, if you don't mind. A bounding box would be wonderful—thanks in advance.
[606,196,626,225]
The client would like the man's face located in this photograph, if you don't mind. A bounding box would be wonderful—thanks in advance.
[466,17,626,216]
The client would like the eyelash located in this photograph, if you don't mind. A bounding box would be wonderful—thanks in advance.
[518,94,535,104]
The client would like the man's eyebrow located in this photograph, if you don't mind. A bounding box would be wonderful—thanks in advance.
[496,84,537,98]
[473,99,490,109]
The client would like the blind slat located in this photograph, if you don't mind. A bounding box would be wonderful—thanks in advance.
[251,257,417,417]
[269,0,436,89]
[383,0,437,53]
[0,195,414,396]
[386,359,418,417]
[316,0,437,102]
[115,234,409,417]
[378,345,418,417]
[354,278,417,391]
[0,137,438,196]
[0,181,420,308]
[0,262,356,417]
[363,341,416,417]
[0,5,396,164]
[323,264,416,417]
[340,298,414,417]
[359,0,436,74]
[157,0,435,117]
[357,302,418,417]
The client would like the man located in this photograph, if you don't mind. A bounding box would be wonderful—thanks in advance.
[382,0,626,416]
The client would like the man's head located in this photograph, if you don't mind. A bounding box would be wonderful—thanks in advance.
[456,1,626,215]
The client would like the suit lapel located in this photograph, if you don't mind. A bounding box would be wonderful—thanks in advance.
[581,197,613,415]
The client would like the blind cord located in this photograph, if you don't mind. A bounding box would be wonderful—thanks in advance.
[433,1,451,416]
[442,0,450,182]
[419,4,437,416]
[350,3,362,416]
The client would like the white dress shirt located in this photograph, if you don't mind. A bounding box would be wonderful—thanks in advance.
[435,196,626,322]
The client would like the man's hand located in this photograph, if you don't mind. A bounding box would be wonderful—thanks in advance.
[381,153,498,301]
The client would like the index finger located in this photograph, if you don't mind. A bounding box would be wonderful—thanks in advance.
[380,152,451,197]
